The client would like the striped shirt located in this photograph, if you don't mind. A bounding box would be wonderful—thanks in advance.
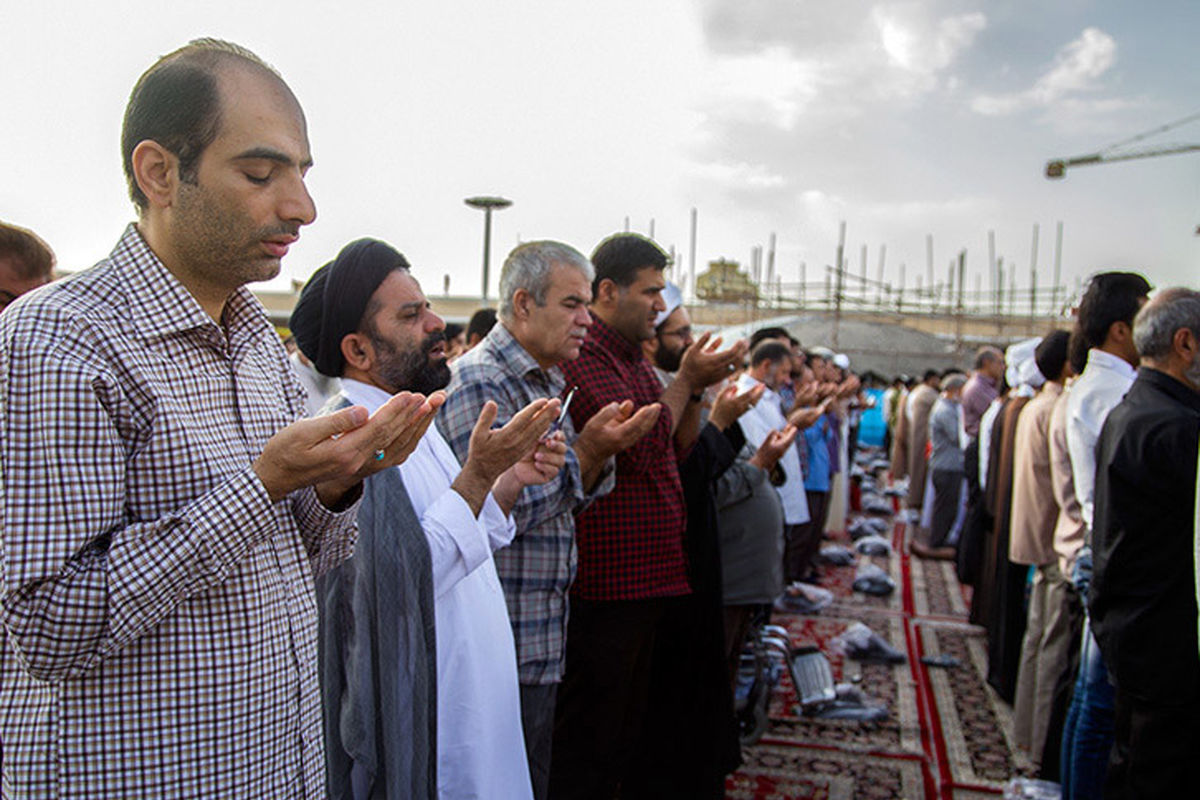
[438,323,613,684]
[0,225,358,799]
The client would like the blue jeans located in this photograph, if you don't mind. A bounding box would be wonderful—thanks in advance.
[1060,619,1114,800]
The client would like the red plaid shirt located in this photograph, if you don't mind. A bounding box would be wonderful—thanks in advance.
[559,315,691,602]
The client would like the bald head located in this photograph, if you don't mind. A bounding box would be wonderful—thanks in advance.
[122,38,295,213]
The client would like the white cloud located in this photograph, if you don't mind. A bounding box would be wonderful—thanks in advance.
[704,45,821,130]
[973,27,1117,115]
[873,8,987,85]
[689,159,787,189]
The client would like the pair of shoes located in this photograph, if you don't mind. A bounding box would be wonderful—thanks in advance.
[852,563,895,597]
[832,622,907,664]
[909,540,956,561]
[855,534,892,557]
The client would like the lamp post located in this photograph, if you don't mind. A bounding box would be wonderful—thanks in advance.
[464,195,513,301]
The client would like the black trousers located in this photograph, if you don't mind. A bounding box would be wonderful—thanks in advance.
[1104,686,1200,799]
[519,682,558,800]
[549,596,677,800]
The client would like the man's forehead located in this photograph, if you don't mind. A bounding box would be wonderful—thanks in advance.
[633,265,665,290]
[549,262,592,295]
[212,65,312,163]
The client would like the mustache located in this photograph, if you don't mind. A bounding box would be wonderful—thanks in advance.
[423,330,446,356]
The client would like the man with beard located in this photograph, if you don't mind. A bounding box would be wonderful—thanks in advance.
[1090,288,1200,797]
[438,241,659,800]
[550,234,744,799]
[0,40,437,798]
[290,238,568,799]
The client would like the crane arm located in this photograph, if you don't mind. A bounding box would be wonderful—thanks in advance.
[1047,142,1200,178]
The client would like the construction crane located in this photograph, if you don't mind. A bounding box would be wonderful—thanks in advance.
[1045,110,1200,178]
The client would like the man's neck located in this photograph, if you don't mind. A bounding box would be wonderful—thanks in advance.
[136,219,231,323]
[589,306,636,347]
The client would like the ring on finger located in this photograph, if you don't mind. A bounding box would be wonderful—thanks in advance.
[373,448,386,461]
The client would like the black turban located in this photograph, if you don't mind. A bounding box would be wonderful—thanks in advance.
[289,238,410,377]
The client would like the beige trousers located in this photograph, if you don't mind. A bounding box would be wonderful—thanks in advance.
[1012,561,1076,766]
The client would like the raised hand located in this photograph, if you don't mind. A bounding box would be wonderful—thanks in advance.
[749,425,799,471]
[708,382,764,431]
[678,331,748,390]
[575,400,662,462]
[254,390,444,506]
[463,397,562,485]
[508,431,570,487]
[787,403,825,430]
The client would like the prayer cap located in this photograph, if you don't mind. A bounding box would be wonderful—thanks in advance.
[654,282,684,329]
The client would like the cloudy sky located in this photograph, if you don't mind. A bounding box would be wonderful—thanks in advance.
[3,0,1198,308]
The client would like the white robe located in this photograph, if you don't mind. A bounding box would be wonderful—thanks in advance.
[341,380,533,800]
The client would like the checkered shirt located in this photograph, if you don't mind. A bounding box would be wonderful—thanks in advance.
[0,225,358,799]
[437,323,614,684]
[557,316,691,602]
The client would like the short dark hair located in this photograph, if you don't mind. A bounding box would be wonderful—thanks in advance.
[974,346,1002,369]
[1076,271,1152,349]
[122,39,279,212]
[749,326,796,351]
[750,340,791,368]
[923,369,940,383]
[590,234,666,295]
[467,307,497,342]
[1034,329,1071,382]
[1068,325,1089,375]
[444,322,464,341]
[0,221,55,279]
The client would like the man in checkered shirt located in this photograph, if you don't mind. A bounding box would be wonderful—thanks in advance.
[0,39,438,798]
[438,240,660,799]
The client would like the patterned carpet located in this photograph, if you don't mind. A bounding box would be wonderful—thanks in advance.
[727,492,1030,799]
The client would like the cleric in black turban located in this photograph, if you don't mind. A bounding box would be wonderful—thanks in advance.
[289,238,410,377]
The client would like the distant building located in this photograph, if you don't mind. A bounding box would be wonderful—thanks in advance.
[696,258,759,303]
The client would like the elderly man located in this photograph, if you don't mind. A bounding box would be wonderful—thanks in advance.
[1009,330,1073,772]
[1090,288,1200,797]
[0,40,433,797]
[438,241,656,799]
[550,233,743,799]
[0,221,55,312]
[292,238,566,800]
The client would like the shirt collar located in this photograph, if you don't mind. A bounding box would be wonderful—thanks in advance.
[114,223,272,347]
[586,314,643,363]
[485,322,565,391]
[1085,348,1138,382]
[340,378,393,415]
[1136,366,1200,413]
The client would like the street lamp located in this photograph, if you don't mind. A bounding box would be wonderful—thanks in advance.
[464,195,513,301]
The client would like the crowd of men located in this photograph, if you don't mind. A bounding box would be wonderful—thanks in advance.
[887,273,1200,798]
[0,38,871,800]
[2,37,1197,800]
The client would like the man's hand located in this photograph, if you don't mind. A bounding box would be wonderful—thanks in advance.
[749,425,799,471]
[678,332,747,391]
[708,382,763,431]
[837,374,861,398]
[787,403,825,430]
[491,431,570,515]
[792,381,820,410]
[452,397,561,515]
[575,400,662,462]
[254,390,444,506]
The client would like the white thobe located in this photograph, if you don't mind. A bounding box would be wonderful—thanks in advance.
[341,380,533,800]
[1065,349,1136,530]
[735,374,810,524]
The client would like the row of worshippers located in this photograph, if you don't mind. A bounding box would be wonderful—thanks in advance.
[908,272,1200,799]
[285,231,865,800]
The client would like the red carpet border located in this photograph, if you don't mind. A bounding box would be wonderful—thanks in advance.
[727,517,1027,799]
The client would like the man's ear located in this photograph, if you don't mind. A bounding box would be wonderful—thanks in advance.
[341,332,374,371]
[1174,327,1197,361]
[513,287,532,320]
[130,140,178,211]
[594,278,618,307]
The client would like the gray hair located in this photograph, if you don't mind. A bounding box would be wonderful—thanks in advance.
[1133,287,1200,360]
[498,241,594,322]
[941,373,967,393]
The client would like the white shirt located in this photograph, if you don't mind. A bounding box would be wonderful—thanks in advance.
[736,373,811,525]
[978,398,1003,489]
[290,351,340,417]
[1065,349,1137,530]
[341,380,533,800]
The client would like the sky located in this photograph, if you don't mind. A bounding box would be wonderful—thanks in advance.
[3,0,1199,309]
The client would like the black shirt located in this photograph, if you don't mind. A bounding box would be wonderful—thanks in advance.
[1090,367,1200,702]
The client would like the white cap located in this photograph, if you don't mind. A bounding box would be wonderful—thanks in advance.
[832,353,850,370]
[1005,337,1045,390]
[654,281,683,329]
